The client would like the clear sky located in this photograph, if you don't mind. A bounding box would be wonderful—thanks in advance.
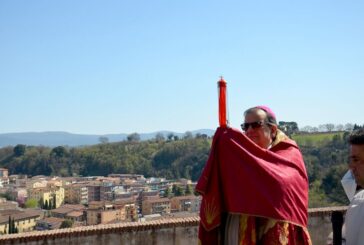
[0,1,363,134]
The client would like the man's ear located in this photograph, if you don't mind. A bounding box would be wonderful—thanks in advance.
[271,124,278,138]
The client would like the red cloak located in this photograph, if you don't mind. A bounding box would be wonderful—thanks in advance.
[196,127,309,244]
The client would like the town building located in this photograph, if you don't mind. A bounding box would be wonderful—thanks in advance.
[50,204,85,222]
[0,168,9,187]
[0,209,43,234]
[27,186,65,208]
[64,183,88,204]
[0,198,18,210]
[87,184,101,202]
[86,201,126,225]
[35,217,64,230]
[142,198,171,216]
[170,195,199,212]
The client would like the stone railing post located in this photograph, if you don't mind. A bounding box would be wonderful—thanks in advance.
[331,211,344,245]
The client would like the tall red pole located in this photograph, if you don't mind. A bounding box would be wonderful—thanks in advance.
[217,77,228,128]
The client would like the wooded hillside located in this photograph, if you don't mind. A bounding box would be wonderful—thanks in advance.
[0,131,354,207]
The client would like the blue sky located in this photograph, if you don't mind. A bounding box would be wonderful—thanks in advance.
[0,1,363,134]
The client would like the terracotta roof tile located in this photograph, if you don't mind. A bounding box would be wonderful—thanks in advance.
[0,206,348,242]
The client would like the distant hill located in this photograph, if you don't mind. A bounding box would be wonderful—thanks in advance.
[0,129,215,147]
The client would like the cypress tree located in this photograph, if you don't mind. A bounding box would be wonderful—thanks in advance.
[44,200,49,210]
[39,197,44,209]
[11,218,15,234]
[53,195,57,209]
[8,216,11,234]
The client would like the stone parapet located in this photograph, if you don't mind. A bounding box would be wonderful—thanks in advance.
[0,207,347,245]
[0,217,199,245]
[308,206,347,217]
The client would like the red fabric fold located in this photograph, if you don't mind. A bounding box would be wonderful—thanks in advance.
[196,127,309,244]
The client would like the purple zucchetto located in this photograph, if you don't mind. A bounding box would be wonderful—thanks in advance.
[256,105,277,122]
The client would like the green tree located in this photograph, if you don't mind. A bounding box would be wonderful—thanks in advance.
[48,199,53,210]
[185,185,193,195]
[308,180,330,208]
[99,136,109,144]
[39,197,44,209]
[183,131,193,139]
[13,144,26,157]
[278,121,299,136]
[322,164,349,205]
[325,123,335,132]
[51,146,68,158]
[155,133,165,142]
[8,216,11,234]
[127,133,140,142]
[60,219,74,228]
[0,192,14,201]
[172,184,178,196]
[44,200,49,210]
[164,187,171,198]
[174,186,185,196]
[167,133,174,141]
[8,218,16,234]
[52,195,57,209]
[12,218,15,233]
[25,198,38,208]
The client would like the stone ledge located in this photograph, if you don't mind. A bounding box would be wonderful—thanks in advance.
[308,206,347,217]
[0,217,200,242]
[0,206,348,242]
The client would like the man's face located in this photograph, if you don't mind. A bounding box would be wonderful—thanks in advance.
[244,109,274,149]
[349,144,364,187]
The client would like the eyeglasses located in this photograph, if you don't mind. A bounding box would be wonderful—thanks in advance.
[241,121,267,131]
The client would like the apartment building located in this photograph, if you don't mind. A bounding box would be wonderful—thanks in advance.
[142,198,171,215]
[27,186,65,208]
[0,168,9,187]
[86,201,127,225]
[138,190,159,208]
[9,174,28,187]
[64,183,88,204]
[87,184,101,202]
[0,168,9,178]
[170,195,198,212]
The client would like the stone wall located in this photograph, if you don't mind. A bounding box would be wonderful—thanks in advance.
[308,206,347,245]
[0,207,347,245]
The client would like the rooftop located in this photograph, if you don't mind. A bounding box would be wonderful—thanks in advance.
[0,209,43,224]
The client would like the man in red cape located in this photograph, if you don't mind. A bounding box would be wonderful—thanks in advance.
[196,107,311,244]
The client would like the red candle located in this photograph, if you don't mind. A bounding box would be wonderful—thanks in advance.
[217,77,228,127]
